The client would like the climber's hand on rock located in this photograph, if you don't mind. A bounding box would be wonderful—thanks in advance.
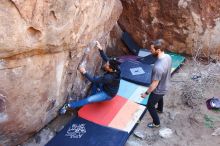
[79,66,86,74]
[96,41,102,50]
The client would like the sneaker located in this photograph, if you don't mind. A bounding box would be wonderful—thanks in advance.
[147,122,160,128]
[59,104,69,115]
[156,109,163,114]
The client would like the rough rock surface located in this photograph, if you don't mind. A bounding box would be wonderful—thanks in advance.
[0,0,122,146]
[119,0,220,57]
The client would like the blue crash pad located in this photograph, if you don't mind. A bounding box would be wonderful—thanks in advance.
[137,54,157,65]
[121,31,185,69]
[138,49,151,57]
[116,55,139,64]
[122,32,140,55]
[117,79,139,98]
[118,80,149,105]
[128,85,149,105]
[122,32,150,57]
[46,117,129,146]
[120,60,153,86]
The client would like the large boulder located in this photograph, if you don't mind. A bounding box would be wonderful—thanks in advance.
[0,0,122,145]
[119,0,220,56]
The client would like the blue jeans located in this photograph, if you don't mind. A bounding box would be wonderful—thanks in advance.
[68,83,111,109]
[90,82,103,95]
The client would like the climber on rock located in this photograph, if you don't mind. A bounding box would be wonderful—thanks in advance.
[60,41,121,114]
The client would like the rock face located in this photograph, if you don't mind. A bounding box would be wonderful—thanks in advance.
[119,0,220,57]
[0,0,122,146]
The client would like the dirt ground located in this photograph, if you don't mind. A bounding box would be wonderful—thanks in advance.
[21,58,220,146]
[126,58,220,146]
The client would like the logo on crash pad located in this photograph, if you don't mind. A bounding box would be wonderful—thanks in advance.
[130,67,145,75]
[65,124,86,138]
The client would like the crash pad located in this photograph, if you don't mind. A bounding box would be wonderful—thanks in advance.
[78,95,126,126]
[120,60,153,86]
[128,85,149,105]
[117,79,139,98]
[137,52,185,72]
[167,52,185,73]
[46,117,128,146]
[122,32,140,55]
[116,55,139,63]
[117,80,149,105]
[137,54,157,65]
[78,95,146,133]
[138,49,151,57]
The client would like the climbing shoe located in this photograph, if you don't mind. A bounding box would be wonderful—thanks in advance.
[59,104,69,115]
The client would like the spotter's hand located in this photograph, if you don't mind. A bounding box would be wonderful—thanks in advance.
[141,93,147,98]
